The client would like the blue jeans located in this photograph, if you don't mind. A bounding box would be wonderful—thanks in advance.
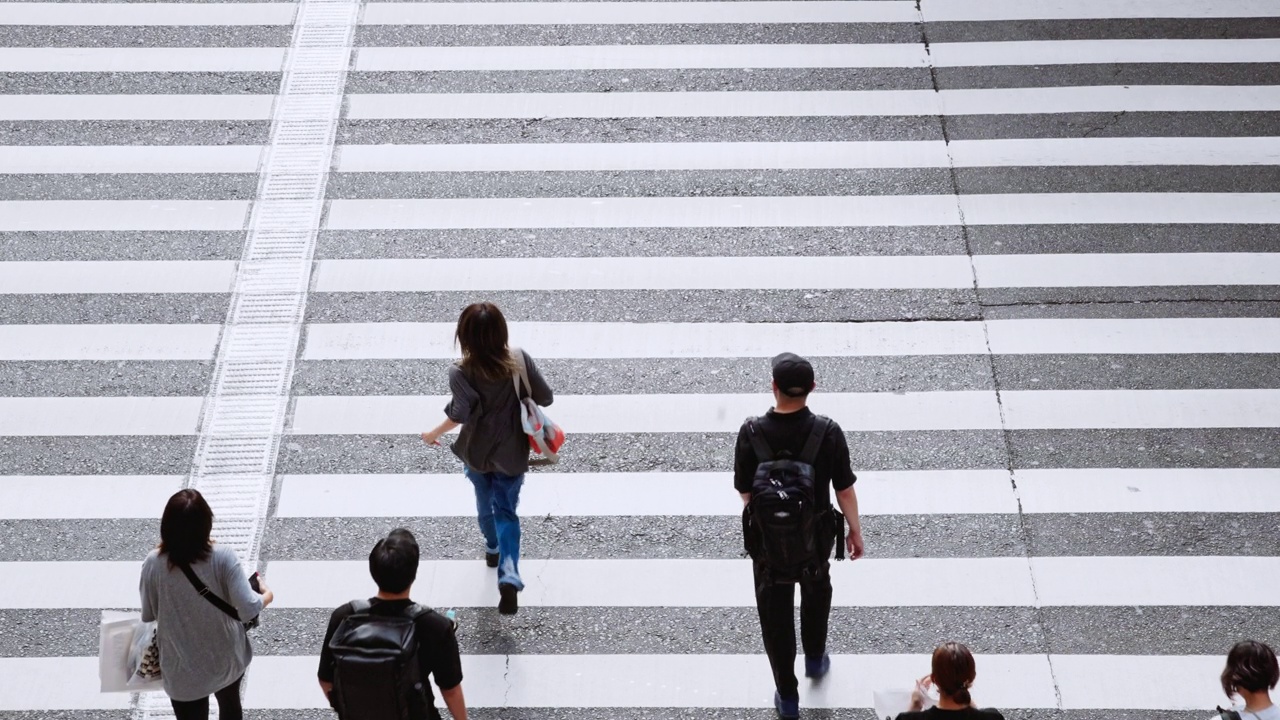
[464,467,525,591]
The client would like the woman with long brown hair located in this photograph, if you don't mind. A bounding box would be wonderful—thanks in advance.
[139,489,273,719]
[422,302,553,615]
[898,642,1004,719]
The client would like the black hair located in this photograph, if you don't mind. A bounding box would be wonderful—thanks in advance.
[369,528,419,594]
[159,488,214,568]
[1222,641,1279,697]
[455,302,519,383]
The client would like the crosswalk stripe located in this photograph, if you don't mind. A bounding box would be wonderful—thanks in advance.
[360,2,918,25]
[4,556,1278,609]
[0,476,183,519]
[0,324,220,360]
[324,195,1280,229]
[346,87,1280,119]
[352,39,1280,72]
[0,653,1231,711]
[0,2,296,26]
[0,95,273,121]
[287,390,1280,435]
[0,261,236,294]
[918,0,1280,21]
[11,138,1280,175]
[334,138,1280,172]
[301,319,1280,360]
[272,468,1280,518]
[0,47,287,73]
[312,254,1280,290]
[6,390,1277,437]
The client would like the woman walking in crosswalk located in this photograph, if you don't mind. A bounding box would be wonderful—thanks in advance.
[421,302,554,615]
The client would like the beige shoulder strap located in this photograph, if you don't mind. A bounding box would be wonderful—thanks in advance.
[509,346,533,398]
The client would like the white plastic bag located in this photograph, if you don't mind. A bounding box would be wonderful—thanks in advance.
[99,611,163,693]
[872,687,936,720]
[127,619,162,689]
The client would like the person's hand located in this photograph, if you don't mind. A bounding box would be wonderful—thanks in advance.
[846,526,865,560]
[255,575,271,596]
[910,675,932,711]
[421,431,441,446]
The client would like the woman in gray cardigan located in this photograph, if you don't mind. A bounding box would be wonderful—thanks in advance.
[422,302,554,616]
[139,489,274,720]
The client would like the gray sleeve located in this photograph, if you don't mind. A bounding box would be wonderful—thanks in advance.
[445,365,480,424]
[522,351,554,407]
[139,553,157,623]
[216,547,264,622]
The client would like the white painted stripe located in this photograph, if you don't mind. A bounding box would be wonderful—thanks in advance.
[932,38,1280,66]
[354,39,1280,72]
[287,389,1280,435]
[1015,468,1280,514]
[11,557,1279,610]
[289,392,1003,434]
[355,43,930,71]
[302,318,1280,360]
[0,47,286,73]
[920,0,1280,21]
[0,201,248,231]
[974,252,1280,287]
[324,195,1280,229]
[302,320,990,359]
[0,261,236,294]
[0,95,274,121]
[336,138,1280,172]
[361,2,917,25]
[0,397,203,436]
[325,196,963,229]
[312,254,1280,291]
[346,87,1280,119]
[314,255,973,290]
[0,654,1232,711]
[1001,389,1280,430]
[0,475,183,519]
[0,146,263,174]
[0,324,221,360]
[275,470,1019,518]
[0,2,295,25]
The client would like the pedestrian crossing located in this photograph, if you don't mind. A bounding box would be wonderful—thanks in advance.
[1,0,1278,717]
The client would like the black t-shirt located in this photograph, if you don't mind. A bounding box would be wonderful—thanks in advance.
[318,598,464,711]
[733,406,857,509]
[897,708,1005,720]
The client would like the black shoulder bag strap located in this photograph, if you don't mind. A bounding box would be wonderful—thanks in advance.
[798,416,829,466]
[1217,708,1243,720]
[177,563,243,622]
[745,418,773,463]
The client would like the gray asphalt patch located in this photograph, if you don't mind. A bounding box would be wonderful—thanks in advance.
[955,166,1280,195]
[1025,513,1280,557]
[0,436,195,474]
[1007,428,1280,469]
[0,360,213,397]
[0,173,258,201]
[993,354,1280,391]
[305,290,982,324]
[0,294,230,325]
[315,226,967,260]
[356,24,920,48]
[924,18,1280,43]
[967,225,1280,256]
[0,72,281,95]
[944,112,1280,140]
[0,519,158,561]
[0,121,272,146]
[935,64,1280,90]
[983,300,1280,321]
[0,231,243,262]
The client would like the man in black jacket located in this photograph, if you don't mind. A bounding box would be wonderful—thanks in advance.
[735,353,865,719]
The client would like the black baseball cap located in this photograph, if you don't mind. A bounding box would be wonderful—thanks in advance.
[772,352,815,397]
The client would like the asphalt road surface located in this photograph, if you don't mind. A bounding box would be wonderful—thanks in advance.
[1,0,1279,718]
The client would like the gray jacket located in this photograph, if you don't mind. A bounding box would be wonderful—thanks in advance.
[139,545,262,701]
[446,349,554,477]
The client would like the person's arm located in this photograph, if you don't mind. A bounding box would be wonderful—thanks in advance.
[522,351,554,407]
[424,368,473,445]
[317,607,346,704]
[733,423,755,505]
[139,555,157,623]
[835,487,863,560]
[440,683,467,720]
[220,548,265,621]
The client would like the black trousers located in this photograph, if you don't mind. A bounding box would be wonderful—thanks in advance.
[170,676,243,720]
[753,560,833,699]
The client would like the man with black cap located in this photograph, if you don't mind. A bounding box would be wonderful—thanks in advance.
[735,353,864,719]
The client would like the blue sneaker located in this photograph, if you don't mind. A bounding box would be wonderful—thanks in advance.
[804,654,831,680]
[774,691,799,719]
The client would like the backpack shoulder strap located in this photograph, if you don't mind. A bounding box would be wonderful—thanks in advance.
[798,416,830,466]
[177,562,241,622]
[403,602,434,620]
[745,418,773,462]
[349,599,372,614]
[509,346,532,398]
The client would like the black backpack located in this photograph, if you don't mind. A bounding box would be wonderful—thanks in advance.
[328,600,434,720]
[745,415,831,582]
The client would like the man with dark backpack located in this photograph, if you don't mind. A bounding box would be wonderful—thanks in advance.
[735,353,865,720]
[318,529,467,720]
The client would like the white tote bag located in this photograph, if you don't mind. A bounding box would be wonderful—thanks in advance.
[872,687,936,720]
[99,610,163,693]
